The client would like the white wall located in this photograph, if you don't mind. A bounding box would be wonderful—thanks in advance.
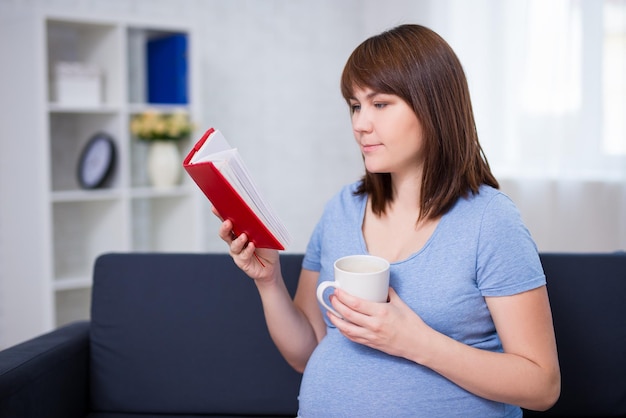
[196,0,431,252]
[0,0,623,257]
[196,0,363,252]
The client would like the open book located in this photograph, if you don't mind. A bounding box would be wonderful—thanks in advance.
[183,128,291,250]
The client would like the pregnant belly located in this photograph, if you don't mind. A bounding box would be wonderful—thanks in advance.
[297,329,518,418]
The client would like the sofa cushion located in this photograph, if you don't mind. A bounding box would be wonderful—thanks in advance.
[0,321,90,418]
[88,414,247,418]
[90,253,303,416]
[524,252,626,417]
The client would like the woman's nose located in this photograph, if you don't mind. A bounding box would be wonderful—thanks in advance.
[352,109,373,133]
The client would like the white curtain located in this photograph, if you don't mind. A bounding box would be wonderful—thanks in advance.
[428,0,626,251]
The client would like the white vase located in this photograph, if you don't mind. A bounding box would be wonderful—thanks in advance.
[147,141,181,188]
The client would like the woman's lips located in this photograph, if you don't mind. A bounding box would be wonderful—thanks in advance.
[361,143,383,153]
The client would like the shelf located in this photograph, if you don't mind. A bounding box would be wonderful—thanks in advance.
[127,27,188,105]
[55,287,92,328]
[132,194,197,252]
[54,276,92,291]
[52,199,128,280]
[49,112,123,192]
[47,19,123,106]
[48,103,121,114]
[130,185,193,199]
[130,138,191,188]
[0,11,201,346]
[51,187,194,202]
[128,103,190,114]
[52,188,123,202]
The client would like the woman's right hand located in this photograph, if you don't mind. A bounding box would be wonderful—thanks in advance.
[213,206,280,284]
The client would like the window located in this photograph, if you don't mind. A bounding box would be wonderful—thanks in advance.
[603,0,626,155]
[434,0,626,179]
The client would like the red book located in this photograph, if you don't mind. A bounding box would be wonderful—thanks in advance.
[183,128,291,250]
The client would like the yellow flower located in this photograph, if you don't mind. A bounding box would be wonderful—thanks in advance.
[130,109,194,141]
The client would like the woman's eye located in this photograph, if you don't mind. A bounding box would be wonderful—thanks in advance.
[350,103,361,112]
[374,102,387,109]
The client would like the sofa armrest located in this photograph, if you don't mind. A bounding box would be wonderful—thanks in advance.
[0,321,90,418]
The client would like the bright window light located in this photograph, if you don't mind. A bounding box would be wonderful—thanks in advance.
[522,0,582,115]
[603,0,626,155]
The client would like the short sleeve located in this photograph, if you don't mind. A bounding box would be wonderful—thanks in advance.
[476,193,545,296]
[302,216,323,272]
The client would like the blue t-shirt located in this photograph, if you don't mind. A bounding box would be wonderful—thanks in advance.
[298,182,545,418]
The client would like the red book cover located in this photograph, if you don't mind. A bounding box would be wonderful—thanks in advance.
[183,128,290,250]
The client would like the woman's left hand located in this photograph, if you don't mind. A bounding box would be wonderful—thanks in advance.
[327,287,427,359]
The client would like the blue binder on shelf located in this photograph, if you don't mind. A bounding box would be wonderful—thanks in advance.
[147,33,188,104]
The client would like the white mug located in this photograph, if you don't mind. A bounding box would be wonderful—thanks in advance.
[316,255,390,318]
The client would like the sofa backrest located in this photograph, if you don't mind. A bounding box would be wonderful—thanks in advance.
[89,252,626,417]
[524,252,626,417]
[90,252,303,416]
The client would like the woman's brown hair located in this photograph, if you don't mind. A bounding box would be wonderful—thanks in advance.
[341,24,499,221]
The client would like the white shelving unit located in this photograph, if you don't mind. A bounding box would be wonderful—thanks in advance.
[0,11,205,348]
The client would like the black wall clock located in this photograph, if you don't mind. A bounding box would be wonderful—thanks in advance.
[77,132,116,189]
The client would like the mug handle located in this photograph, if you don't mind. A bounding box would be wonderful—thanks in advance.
[316,281,342,318]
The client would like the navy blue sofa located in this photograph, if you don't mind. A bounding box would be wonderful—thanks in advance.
[0,252,625,417]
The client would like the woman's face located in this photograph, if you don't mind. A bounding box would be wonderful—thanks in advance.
[349,87,425,178]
